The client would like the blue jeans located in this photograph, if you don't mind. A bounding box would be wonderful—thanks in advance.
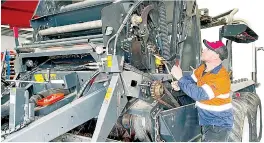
[202,125,231,142]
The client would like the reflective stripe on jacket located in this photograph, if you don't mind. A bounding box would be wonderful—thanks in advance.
[178,64,234,128]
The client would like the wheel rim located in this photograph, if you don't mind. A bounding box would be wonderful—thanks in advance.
[242,116,249,142]
[257,105,261,138]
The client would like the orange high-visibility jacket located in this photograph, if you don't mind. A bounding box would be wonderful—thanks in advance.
[178,64,233,128]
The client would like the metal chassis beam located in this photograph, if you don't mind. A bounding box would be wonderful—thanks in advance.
[2,88,106,142]
[53,133,117,142]
[91,73,128,142]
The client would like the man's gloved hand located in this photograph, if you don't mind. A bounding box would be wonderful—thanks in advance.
[171,65,183,80]
[171,81,180,91]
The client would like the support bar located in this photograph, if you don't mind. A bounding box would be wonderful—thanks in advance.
[23,34,103,45]
[92,73,128,142]
[18,38,103,49]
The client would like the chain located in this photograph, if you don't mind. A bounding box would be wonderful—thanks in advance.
[155,95,174,109]
[1,116,40,137]
[154,114,165,142]
[1,120,30,137]
[163,86,181,107]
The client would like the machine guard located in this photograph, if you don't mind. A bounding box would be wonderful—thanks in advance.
[220,24,258,43]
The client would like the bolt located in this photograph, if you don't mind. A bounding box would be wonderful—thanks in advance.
[105,27,114,36]
[103,81,109,87]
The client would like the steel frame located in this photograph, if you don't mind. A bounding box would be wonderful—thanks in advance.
[91,73,128,141]
[3,87,106,142]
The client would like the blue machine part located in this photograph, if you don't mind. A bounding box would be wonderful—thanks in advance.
[5,51,10,80]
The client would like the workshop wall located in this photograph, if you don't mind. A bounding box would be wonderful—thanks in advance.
[1,36,26,51]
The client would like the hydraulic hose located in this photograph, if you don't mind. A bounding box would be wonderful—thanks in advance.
[74,70,100,100]
[113,0,143,55]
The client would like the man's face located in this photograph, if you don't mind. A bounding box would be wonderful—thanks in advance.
[201,46,218,62]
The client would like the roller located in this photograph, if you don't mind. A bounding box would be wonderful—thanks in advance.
[38,20,102,36]
[60,0,113,12]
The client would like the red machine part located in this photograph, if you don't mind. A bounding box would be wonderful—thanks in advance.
[37,93,65,106]
[1,52,4,61]
[1,0,38,28]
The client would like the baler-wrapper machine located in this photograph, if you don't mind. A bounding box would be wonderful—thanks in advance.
[1,0,262,142]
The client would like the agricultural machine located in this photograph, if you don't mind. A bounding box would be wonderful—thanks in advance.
[1,0,262,142]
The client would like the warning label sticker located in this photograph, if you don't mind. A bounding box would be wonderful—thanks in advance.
[104,88,113,101]
[34,74,57,82]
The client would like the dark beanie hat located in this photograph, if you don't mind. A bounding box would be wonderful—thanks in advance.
[203,39,228,60]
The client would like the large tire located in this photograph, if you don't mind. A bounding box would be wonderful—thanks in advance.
[229,97,248,142]
[229,92,262,142]
[239,92,262,142]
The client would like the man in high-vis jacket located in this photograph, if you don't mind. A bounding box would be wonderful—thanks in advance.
[171,39,233,142]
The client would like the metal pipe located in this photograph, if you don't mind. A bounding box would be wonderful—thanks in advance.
[254,47,263,86]
[19,38,103,49]
[23,34,103,45]
[60,0,113,12]
[38,20,102,36]
[5,80,48,84]
[226,40,233,79]
[89,38,103,42]
[252,42,256,73]
[106,34,116,55]
[252,43,257,84]
[212,9,233,19]
[227,8,238,24]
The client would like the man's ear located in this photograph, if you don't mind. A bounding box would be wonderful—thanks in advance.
[212,52,220,60]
